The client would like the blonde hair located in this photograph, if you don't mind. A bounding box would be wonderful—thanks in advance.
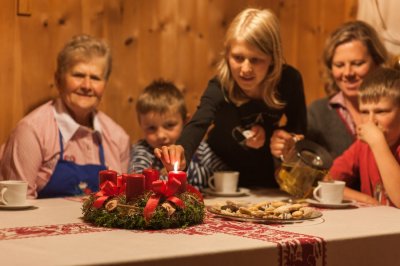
[359,67,400,104]
[217,8,285,109]
[323,21,388,96]
[55,34,112,86]
[136,79,187,122]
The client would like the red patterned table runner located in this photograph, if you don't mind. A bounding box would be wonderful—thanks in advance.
[0,214,326,266]
[145,214,326,266]
[0,223,112,241]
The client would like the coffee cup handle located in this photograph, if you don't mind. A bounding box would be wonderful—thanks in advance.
[208,176,216,190]
[313,185,322,201]
[0,186,8,205]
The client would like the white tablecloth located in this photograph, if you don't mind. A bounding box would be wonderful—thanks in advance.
[1,190,400,266]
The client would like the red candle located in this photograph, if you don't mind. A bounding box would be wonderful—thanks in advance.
[117,174,127,188]
[143,168,159,190]
[125,174,145,202]
[168,170,187,194]
[99,170,118,185]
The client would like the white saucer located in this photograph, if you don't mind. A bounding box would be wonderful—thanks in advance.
[202,187,250,197]
[306,198,356,208]
[0,203,35,210]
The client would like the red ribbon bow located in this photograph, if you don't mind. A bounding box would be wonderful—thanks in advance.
[93,180,124,208]
[143,178,185,222]
[186,184,204,202]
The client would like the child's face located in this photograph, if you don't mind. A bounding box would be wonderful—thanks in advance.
[139,111,184,149]
[360,97,400,146]
[228,38,273,99]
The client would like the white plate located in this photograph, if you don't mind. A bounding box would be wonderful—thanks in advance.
[0,203,35,210]
[202,187,250,197]
[306,198,356,208]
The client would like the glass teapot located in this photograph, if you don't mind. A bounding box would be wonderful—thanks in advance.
[275,139,333,199]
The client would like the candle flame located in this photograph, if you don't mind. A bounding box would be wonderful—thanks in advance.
[173,161,179,172]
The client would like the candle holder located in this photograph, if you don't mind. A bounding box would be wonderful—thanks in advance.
[83,168,204,230]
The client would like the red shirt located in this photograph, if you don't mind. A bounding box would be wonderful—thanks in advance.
[329,139,399,206]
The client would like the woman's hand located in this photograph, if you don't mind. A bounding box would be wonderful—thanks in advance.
[245,125,266,149]
[270,129,303,160]
[154,145,187,172]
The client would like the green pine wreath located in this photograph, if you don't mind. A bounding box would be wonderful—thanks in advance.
[82,191,205,230]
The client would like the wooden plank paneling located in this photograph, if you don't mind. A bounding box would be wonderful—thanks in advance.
[0,0,18,141]
[0,0,357,145]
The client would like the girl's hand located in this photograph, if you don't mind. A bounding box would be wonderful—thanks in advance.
[245,125,266,149]
[270,129,303,160]
[357,121,385,147]
[154,145,187,172]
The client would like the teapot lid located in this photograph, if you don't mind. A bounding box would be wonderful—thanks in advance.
[295,139,333,170]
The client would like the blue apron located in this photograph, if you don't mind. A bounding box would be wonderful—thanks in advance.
[38,131,107,198]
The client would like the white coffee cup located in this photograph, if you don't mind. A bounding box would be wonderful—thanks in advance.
[208,171,239,193]
[0,180,28,206]
[313,180,345,204]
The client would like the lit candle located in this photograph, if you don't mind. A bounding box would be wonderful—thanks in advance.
[143,168,159,190]
[168,162,187,194]
[99,170,118,185]
[125,174,145,202]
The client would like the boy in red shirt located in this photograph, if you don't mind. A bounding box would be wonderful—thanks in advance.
[329,67,400,207]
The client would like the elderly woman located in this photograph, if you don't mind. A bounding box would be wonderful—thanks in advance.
[0,34,130,198]
[271,21,388,160]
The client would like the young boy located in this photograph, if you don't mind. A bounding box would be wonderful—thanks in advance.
[128,80,229,189]
[328,67,400,208]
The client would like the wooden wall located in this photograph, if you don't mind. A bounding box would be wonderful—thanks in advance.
[0,0,357,145]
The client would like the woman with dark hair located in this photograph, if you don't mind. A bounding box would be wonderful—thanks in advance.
[271,20,388,160]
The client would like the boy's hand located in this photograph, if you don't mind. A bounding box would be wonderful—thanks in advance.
[154,145,187,172]
[357,121,386,147]
[361,195,380,206]
[245,125,265,149]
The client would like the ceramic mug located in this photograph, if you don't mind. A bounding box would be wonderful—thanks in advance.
[313,180,345,204]
[208,171,239,193]
[0,180,28,206]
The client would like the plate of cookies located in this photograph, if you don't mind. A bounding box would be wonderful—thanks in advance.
[207,200,322,224]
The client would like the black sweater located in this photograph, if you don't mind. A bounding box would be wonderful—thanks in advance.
[177,65,307,188]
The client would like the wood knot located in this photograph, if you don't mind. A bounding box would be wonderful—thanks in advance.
[124,37,135,46]
[221,19,227,28]
[58,18,66,25]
